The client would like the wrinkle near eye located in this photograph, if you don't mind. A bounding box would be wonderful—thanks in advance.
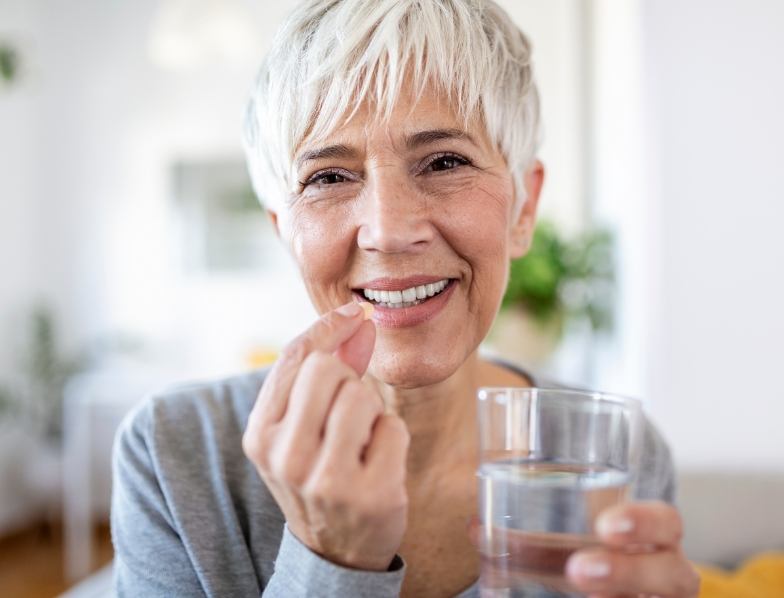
[418,170,480,199]
[476,181,512,211]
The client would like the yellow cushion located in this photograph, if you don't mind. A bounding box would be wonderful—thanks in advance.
[697,553,784,598]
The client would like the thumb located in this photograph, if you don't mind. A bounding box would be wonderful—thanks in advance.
[335,317,376,376]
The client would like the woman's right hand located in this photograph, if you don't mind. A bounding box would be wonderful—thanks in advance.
[242,302,410,571]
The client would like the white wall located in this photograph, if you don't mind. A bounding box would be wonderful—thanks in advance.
[589,0,651,397]
[640,0,784,471]
[0,0,318,379]
[497,0,589,234]
[0,0,40,381]
[0,0,42,532]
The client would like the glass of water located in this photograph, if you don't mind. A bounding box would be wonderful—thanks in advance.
[476,388,643,597]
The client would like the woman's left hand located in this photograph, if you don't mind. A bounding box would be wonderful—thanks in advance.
[566,501,701,597]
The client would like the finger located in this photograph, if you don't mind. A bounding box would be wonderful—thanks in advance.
[596,501,683,549]
[566,547,701,597]
[320,379,384,462]
[364,414,410,474]
[334,318,376,376]
[285,351,358,442]
[264,352,359,487]
[249,301,370,427]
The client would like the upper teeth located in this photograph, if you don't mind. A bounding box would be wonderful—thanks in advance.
[362,279,449,307]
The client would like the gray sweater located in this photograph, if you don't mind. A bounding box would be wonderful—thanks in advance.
[111,365,675,597]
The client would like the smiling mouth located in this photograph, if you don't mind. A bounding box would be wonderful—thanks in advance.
[354,278,454,309]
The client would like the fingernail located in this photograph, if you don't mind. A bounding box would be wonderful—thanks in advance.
[336,303,363,317]
[359,302,374,320]
[567,554,611,579]
[597,514,634,536]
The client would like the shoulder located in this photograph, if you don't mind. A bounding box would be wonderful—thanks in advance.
[114,366,275,504]
[119,367,271,448]
[113,365,283,530]
[112,367,284,593]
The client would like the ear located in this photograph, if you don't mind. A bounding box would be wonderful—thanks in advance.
[267,208,300,260]
[508,160,544,259]
[267,209,282,239]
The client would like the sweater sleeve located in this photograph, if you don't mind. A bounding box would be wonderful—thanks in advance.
[264,525,406,598]
[111,401,207,597]
[111,395,406,598]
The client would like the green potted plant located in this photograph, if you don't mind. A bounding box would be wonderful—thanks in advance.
[0,43,20,86]
[488,220,615,366]
[0,306,85,531]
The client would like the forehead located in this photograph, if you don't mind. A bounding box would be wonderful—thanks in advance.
[295,84,492,159]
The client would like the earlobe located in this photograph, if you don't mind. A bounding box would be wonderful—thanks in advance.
[509,222,532,259]
[268,209,297,257]
[267,210,282,239]
[508,160,545,259]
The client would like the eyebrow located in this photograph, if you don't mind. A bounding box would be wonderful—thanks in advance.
[296,144,356,169]
[405,128,475,149]
[295,128,475,168]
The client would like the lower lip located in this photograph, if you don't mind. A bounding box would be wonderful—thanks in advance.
[355,280,457,329]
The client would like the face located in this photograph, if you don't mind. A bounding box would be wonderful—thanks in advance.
[275,87,542,388]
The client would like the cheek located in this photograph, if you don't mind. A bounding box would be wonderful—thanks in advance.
[436,179,513,346]
[441,178,512,287]
[287,204,355,310]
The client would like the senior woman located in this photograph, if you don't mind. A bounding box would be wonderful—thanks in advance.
[111,1,700,596]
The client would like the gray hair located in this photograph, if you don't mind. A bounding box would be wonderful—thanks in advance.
[243,0,541,216]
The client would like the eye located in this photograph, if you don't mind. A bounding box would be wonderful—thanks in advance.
[301,168,352,187]
[422,153,471,173]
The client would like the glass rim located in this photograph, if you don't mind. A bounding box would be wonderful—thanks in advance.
[477,386,642,410]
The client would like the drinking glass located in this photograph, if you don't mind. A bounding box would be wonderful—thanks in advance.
[477,388,643,597]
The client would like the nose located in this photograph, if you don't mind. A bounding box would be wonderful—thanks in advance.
[356,169,435,253]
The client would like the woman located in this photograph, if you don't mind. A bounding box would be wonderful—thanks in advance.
[112,0,701,596]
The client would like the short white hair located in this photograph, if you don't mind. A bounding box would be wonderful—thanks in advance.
[243,0,541,216]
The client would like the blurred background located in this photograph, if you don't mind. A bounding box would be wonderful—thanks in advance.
[1,0,782,596]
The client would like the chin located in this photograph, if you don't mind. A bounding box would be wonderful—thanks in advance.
[367,342,468,388]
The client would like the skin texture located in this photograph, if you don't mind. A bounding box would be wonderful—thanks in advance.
[243,86,700,598]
